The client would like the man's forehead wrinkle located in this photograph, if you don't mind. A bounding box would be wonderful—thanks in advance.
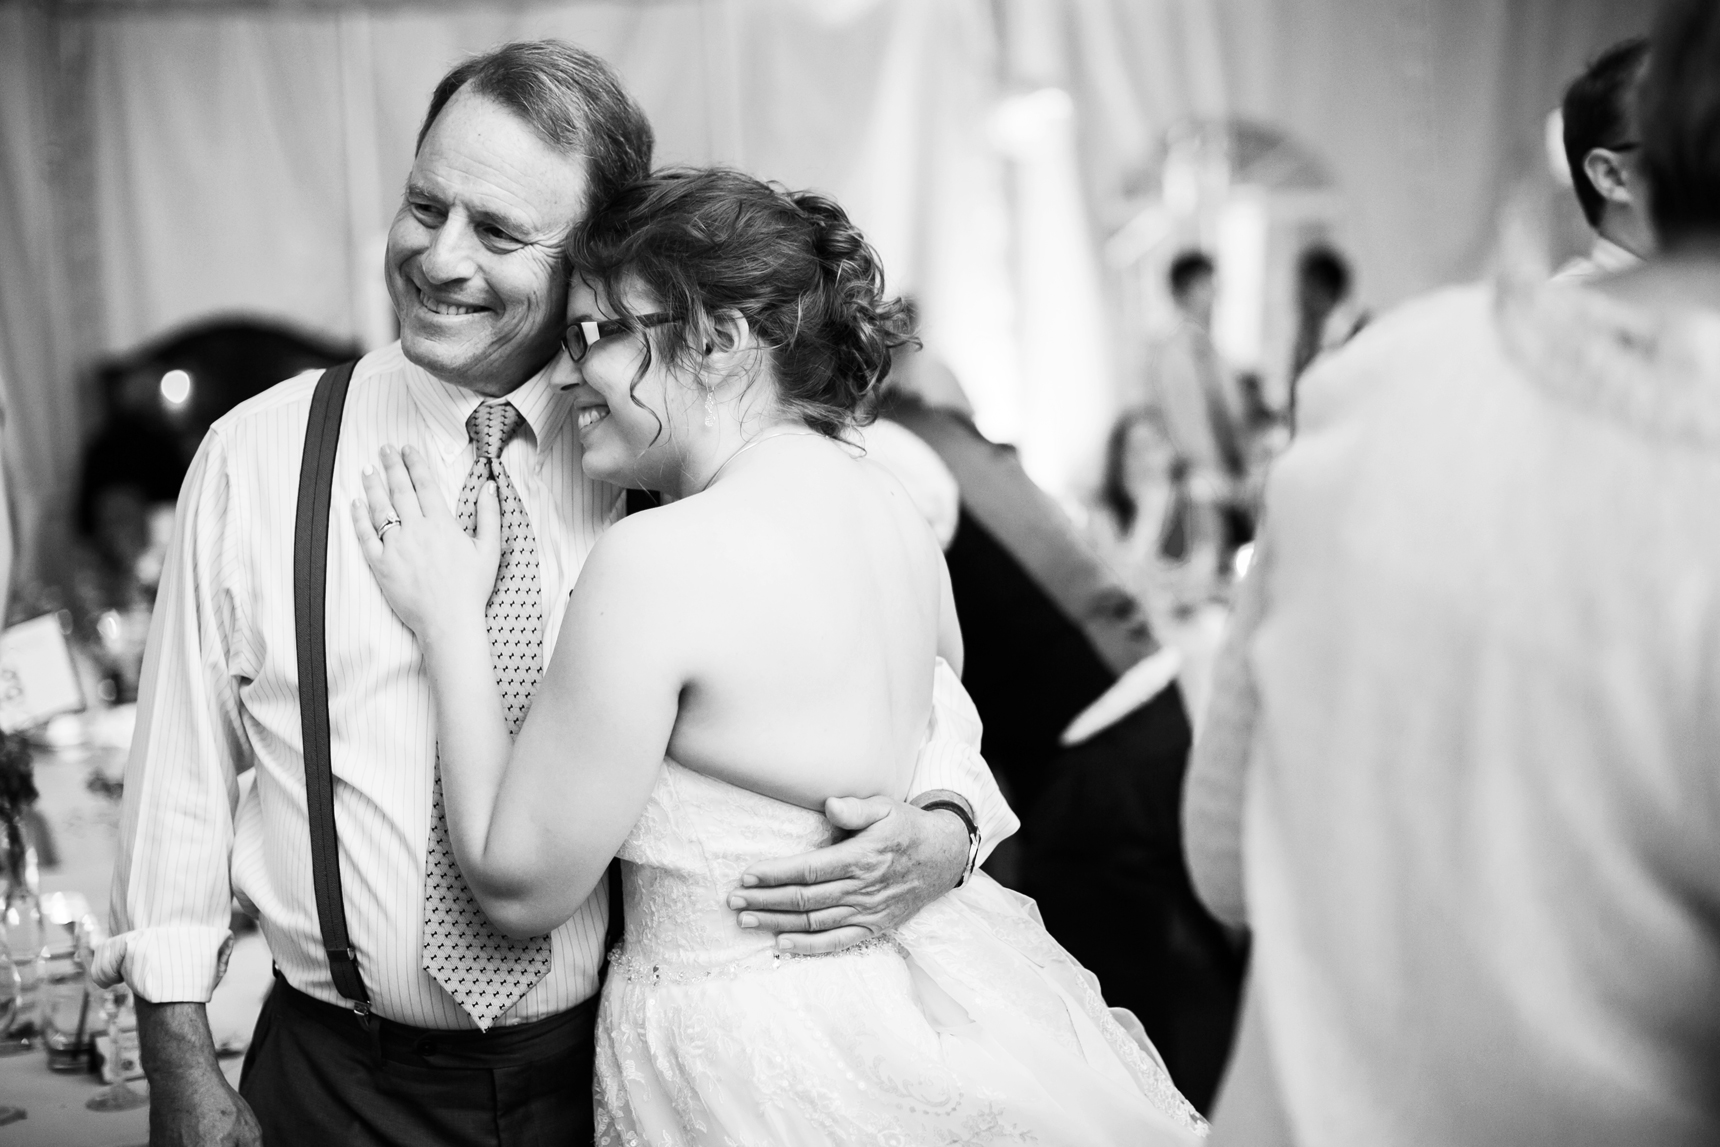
[412,109,588,241]
[409,152,580,242]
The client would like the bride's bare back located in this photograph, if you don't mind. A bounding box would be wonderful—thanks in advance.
[591,433,951,810]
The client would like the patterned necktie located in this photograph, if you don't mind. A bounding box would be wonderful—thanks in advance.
[421,400,552,1030]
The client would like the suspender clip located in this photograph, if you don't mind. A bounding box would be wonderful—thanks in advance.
[351,997,380,1064]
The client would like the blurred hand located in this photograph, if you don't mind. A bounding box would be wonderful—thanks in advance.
[351,444,500,639]
[727,796,969,955]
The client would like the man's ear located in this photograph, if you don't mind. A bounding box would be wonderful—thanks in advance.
[1583,148,1635,207]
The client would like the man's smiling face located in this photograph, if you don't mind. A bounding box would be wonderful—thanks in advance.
[386,87,590,397]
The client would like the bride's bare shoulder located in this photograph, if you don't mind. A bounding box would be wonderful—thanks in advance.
[571,504,690,598]
[575,495,748,597]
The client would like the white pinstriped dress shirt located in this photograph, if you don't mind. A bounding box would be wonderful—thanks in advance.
[96,342,1016,1030]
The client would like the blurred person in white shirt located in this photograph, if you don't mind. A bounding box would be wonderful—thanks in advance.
[1187,2,1720,1140]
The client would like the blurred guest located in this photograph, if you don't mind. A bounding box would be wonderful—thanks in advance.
[1287,245,1367,423]
[1148,253,1248,517]
[876,363,1243,1113]
[70,367,185,701]
[1186,2,1720,1141]
[1554,37,1653,283]
[1091,407,1220,612]
[1087,408,1227,724]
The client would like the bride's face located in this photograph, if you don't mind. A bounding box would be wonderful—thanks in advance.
[563,274,702,489]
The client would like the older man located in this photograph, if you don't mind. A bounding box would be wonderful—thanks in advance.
[97,42,1012,1147]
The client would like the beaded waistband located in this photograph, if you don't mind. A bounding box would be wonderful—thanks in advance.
[606,933,903,986]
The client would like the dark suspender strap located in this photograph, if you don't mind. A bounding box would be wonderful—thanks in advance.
[292,360,371,1014]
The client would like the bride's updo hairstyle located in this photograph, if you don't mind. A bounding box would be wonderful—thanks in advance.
[566,168,914,437]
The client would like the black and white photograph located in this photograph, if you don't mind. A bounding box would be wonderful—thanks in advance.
[0,0,1714,1143]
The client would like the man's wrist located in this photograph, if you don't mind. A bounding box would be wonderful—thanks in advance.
[136,1000,223,1081]
[913,793,981,888]
[910,789,975,824]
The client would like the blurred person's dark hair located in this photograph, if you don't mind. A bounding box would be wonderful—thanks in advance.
[1291,245,1358,388]
[1099,407,1189,562]
[1101,407,1157,533]
[1562,37,1650,228]
[1297,246,1351,305]
[417,40,654,217]
[1168,251,1215,302]
[1640,0,1720,247]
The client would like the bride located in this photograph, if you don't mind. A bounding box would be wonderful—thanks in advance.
[352,167,1206,1144]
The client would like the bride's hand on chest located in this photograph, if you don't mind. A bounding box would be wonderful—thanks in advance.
[351,443,501,639]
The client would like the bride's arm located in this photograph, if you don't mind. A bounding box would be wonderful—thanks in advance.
[474,522,681,933]
[354,445,680,937]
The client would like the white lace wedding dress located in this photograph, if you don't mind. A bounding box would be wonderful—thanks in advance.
[593,707,1209,1144]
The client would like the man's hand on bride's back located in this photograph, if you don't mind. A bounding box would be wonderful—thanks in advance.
[351,444,501,638]
[727,796,970,955]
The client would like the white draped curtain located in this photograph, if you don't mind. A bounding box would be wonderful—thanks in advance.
[2,0,1031,587]
[0,0,1657,586]
[1036,0,1648,305]
[0,4,89,592]
[76,1,1019,386]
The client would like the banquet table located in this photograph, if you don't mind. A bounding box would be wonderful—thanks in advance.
[0,713,271,1147]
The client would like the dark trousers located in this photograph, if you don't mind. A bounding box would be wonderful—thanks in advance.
[1021,683,1245,1114]
[240,974,598,1147]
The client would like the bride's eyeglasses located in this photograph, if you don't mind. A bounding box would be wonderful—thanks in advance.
[563,313,681,362]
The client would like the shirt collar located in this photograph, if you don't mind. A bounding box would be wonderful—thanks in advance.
[403,349,577,471]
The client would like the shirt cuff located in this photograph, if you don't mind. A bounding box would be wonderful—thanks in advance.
[92,926,234,1003]
[911,659,1020,864]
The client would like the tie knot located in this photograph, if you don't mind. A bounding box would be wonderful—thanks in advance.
[466,401,525,462]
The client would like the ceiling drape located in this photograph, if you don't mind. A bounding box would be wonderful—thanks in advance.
[0,0,1655,588]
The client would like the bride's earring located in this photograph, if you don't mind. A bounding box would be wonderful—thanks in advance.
[704,384,717,427]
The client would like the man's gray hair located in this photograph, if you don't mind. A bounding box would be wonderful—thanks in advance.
[416,40,654,215]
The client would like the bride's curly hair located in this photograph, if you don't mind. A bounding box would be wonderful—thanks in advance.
[565,168,916,438]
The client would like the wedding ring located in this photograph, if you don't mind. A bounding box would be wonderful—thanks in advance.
[377,515,402,540]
